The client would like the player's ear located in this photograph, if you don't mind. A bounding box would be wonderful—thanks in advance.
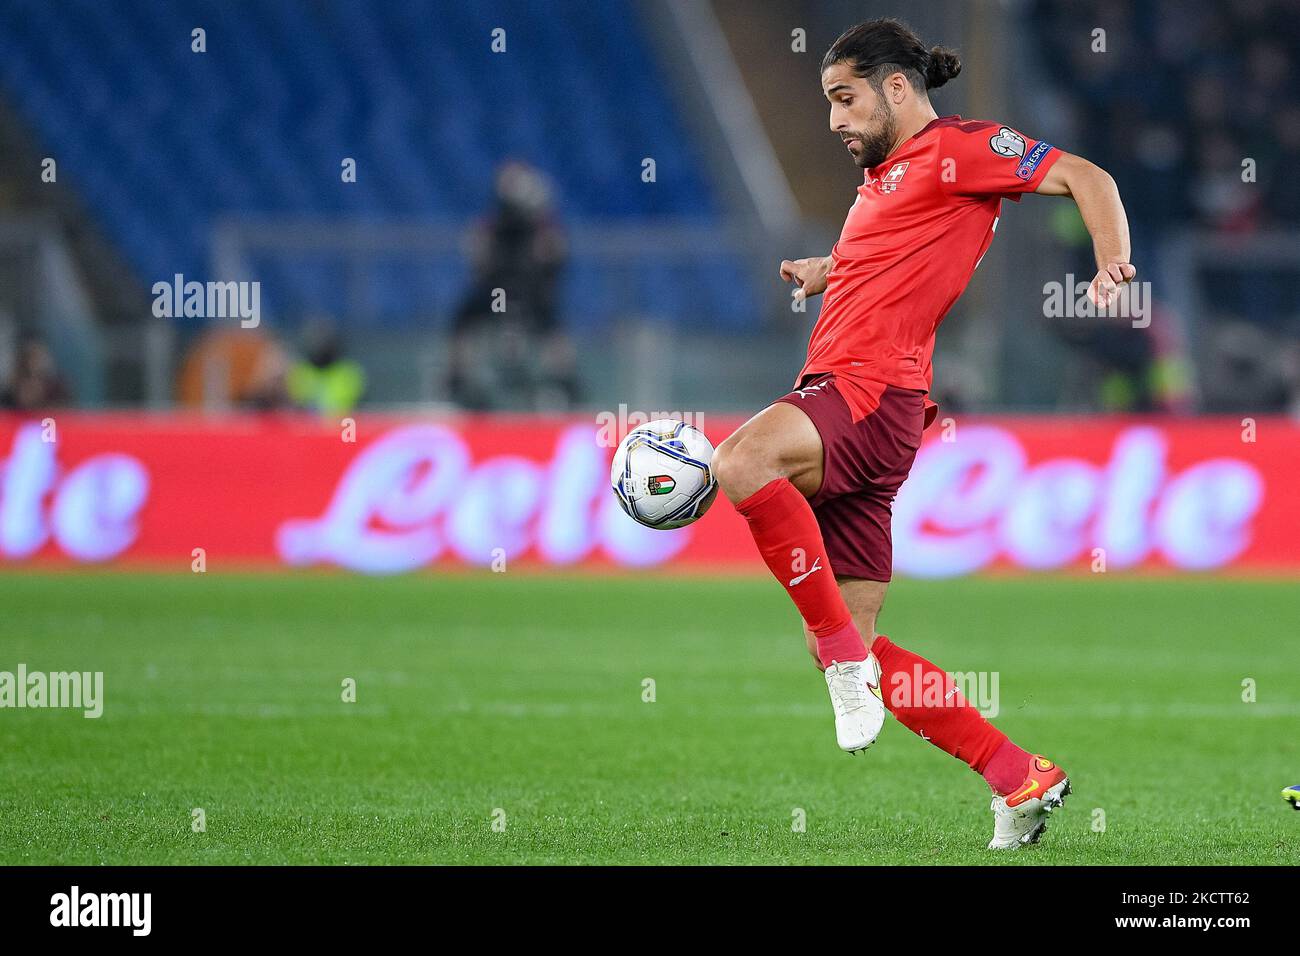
[884,70,909,105]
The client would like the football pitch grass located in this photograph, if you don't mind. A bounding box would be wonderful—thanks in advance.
[1,571,1296,866]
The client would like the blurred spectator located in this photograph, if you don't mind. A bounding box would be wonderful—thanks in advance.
[1048,301,1194,413]
[176,328,291,409]
[286,318,365,415]
[1282,337,1300,418]
[1044,203,1194,413]
[1031,0,1300,410]
[1031,0,1300,232]
[1,334,71,410]
[1263,104,1300,225]
[1201,319,1294,412]
[448,161,580,410]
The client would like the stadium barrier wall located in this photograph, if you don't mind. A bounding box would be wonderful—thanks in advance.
[0,412,1295,576]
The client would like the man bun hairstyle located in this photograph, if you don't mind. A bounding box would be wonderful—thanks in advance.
[924,45,962,89]
[822,17,961,93]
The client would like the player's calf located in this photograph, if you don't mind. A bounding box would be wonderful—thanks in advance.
[723,406,870,667]
[801,622,824,670]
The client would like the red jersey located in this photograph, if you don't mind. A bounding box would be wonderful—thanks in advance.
[797,115,1061,424]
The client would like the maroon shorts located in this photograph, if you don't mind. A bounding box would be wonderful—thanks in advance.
[773,372,925,582]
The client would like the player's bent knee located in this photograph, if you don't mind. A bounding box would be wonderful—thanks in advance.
[711,440,743,500]
[713,433,773,503]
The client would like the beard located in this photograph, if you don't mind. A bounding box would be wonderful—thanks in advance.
[844,102,898,169]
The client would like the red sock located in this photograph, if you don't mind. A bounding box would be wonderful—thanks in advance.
[735,478,866,667]
[870,634,1032,794]
[982,738,1035,796]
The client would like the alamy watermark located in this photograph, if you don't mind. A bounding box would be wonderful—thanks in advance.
[595,404,705,448]
[50,886,150,936]
[887,667,1000,718]
[0,664,103,718]
[1043,274,1151,328]
[151,273,260,328]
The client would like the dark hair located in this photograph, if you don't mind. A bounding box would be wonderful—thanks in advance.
[821,18,961,92]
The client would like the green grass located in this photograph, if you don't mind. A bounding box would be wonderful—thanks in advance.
[0,571,1297,865]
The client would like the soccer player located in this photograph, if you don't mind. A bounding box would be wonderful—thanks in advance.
[712,18,1135,849]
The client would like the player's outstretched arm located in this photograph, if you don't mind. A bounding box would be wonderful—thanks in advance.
[779,256,832,305]
[1035,152,1136,309]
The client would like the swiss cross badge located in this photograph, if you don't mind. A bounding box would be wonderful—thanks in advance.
[880,161,909,193]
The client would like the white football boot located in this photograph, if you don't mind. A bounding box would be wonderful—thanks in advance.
[823,655,886,753]
[988,755,1071,849]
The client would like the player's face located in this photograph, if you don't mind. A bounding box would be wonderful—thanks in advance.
[822,63,897,170]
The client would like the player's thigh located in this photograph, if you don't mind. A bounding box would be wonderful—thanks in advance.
[714,400,824,502]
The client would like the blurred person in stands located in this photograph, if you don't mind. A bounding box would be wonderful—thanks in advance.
[176,327,291,410]
[1043,200,1192,412]
[1048,300,1193,413]
[1202,320,1295,413]
[1283,336,1300,420]
[1191,129,1259,232]
[1,334,71,410]
[448,161,579,410]
[1263,104,1300,225]
[286,317,365,416]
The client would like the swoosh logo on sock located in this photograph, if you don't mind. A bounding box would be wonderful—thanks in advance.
[789,557,822,587]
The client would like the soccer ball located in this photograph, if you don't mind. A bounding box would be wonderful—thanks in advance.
[610,419,718,529]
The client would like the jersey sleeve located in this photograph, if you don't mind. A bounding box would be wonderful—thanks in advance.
[938,121,1061,201]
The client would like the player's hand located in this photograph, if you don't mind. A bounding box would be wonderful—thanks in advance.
[780,256,831,304]
[1087,261,1136,311]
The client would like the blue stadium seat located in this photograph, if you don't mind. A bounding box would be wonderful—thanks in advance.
[0,0,756,330]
